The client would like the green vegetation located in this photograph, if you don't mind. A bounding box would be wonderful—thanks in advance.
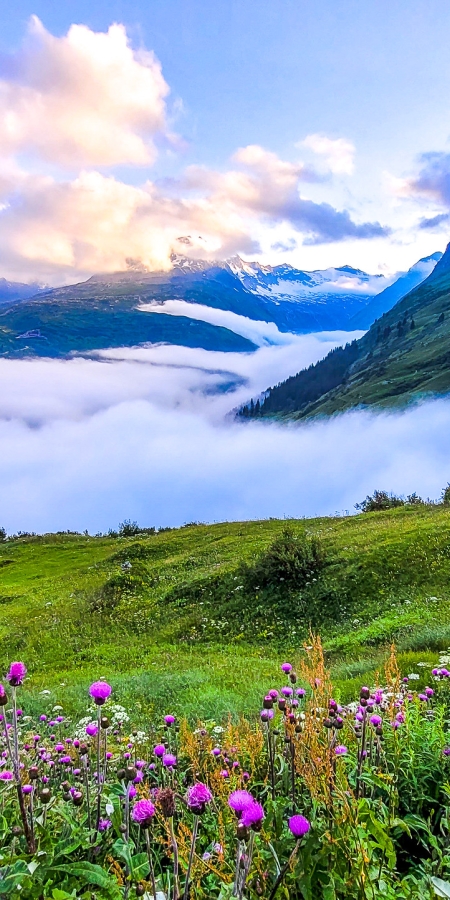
[0,296,255,358]
[240,243,450,419]
[3,503,450,717]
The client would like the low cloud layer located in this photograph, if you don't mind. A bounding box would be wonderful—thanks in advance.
[0,338,449,534]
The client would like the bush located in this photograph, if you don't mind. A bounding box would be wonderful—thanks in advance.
[241,527,326,597]
[355,490,405,512]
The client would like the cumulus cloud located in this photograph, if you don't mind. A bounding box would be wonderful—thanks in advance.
[0,347,449,532]
[0,16,170,167]
[302,134,355,175]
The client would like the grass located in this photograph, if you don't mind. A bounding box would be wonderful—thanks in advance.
[2,504,450,719]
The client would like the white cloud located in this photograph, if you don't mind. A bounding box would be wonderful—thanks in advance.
[0,347,449,532]
[0,16,170,167]
[302,134,355,175]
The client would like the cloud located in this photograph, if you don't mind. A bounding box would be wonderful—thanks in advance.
[0,146,390,283]
[0,16,170,167]
[419,212,450,230]
[302,134,355,175]
[394,152,450,208]
[0,346,449,532]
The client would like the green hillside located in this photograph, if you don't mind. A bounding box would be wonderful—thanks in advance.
[0,295,256,357]
[240,241,450,419]
[3,504,450,718]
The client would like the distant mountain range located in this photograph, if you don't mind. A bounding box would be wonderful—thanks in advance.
[239,242,450,419]
[0,251,442,357]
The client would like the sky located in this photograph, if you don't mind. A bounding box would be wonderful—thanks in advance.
[0,1,450,283]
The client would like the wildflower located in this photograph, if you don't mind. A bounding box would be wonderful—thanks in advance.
[22,785,33,794]
[86,723,98,737]
[418,694,428,702]
[228,790,254,814]
[260,709,274,721]
[39,715,47,721]
[89,682,112,706]
[98,818,112,832]
[0,684,7,707]
[288,814,310,837]
[334,745,348,755]
[369,714,382,727]
[0,771,13,780]
[157,787,176,817]
[296,688,306,698]
[132,798,156,827]
[186,782,213,814]
[129,785,137,799]
[154,744,165,757]
[240,801,265,831]
[443,747,450,756]
[281,686,293,697]
[162,753,177,768]
[281,663,292,673]
[211,747,221,757]
[6,662,27,687]
[164,715,175,726]
[220,769,229,778]
[60,756,72,765]
[426,687,434,698]
[268,689,279,700]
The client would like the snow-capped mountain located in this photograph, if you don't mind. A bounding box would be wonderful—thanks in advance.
[350,252,443,329]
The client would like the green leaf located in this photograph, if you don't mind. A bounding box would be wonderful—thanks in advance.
[431,877,450,898]
[53,861,120,895]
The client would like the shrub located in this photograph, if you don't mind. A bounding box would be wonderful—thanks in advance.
[355,490,405,512]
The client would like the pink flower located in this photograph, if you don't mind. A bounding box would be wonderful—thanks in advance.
[240,801,265,830]
[132,798,155,826]
[86,723,98,737]
[186,782,213,813]
[228,789,254,813]
[334,745,348,756]
[7,662,27,687]
[89,681,112,705]
[288,814,310,837]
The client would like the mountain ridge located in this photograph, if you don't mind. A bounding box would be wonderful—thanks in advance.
[239,241,450,420]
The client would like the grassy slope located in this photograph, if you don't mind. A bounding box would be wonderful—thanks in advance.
[247,247,450,420]
[0,297,256,357]
[2,505,450,718]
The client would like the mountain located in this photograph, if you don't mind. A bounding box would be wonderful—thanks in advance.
[0,278,43,307]
[239,241,450,420]
[349,252,442,329]
[0,251,439,359]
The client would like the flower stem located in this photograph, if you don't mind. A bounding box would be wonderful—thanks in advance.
[145,827,157,900]
[8,690,35,853]
[267,839,300,900]
[183,814,199,900]
[169,816,180,900]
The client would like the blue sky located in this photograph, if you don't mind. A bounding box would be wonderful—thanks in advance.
[0,0,450,281]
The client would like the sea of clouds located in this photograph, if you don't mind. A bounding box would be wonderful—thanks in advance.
[1,324,450,534]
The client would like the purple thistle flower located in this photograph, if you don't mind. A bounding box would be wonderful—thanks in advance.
[268,689,279,700]
[164,715,175,726]
[220,769,229,778]
[0,771,13,780]
[418,693,428,702]
[281,686,293,697]
[39,715,47,721]
[228,790,254,813]
[86,723,98,737]
[56,716,64,723]
[154,744,165,757]
[162,753,177,768]
[22,784,33,794]
[98,818,112,832]
[186,782,213,813]
[89,681,112,706]
[240,800,265,830]
[334,745,348,756]
[369,715,382,727]
[60,756,72,765]
[132,798,156,826]
[55,743,64,753]
[260,709,274,722]
[288,814,310,837]
[281,663,292,674]
[7,662,27,687]
[296,688,306,697]
[129,785,137,799]
[425,687,434,698]
[443,747,450,756]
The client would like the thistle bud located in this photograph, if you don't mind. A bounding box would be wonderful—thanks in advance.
[29,766,39,780]
[72,790,83,806]
[125,766,137,782]
[136,886,145,898]
[100,716,110,730]
[157,787,176,818]
[236,822,249,841]
[39,788,51,804]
